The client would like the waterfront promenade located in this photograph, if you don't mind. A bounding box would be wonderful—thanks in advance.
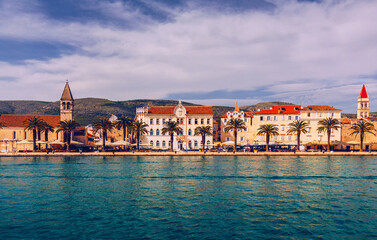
[1,151,377,157]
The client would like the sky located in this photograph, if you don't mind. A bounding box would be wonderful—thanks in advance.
[0,0,377,113]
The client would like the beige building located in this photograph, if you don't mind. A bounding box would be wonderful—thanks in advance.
[300,105,342,146]
[220,102,253,144]
[252,105,301,145]
[0,81,80,152]
[135,101,214,150]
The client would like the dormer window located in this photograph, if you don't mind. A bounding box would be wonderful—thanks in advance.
[280,108,286,111]
[294,107,299,111]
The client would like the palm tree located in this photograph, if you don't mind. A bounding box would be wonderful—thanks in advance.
[317,117,340,152]
[162,120,183,152]
[224,118,247,151]
[257,124,279,152]
[350,120,376,151]
[93,118,113,152]
[42,122,55,142]
[287,120,309,151]
[115,116,133,141]
[24,116,45,151]
[56,120,80,151]
[132,120,149,151]
[194,126,213,151]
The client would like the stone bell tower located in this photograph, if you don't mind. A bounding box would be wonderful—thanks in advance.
[60,80,74,121]
[357,83,369,119]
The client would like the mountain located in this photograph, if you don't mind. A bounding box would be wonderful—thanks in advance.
[0,99,295,126]
[240,101,294,112]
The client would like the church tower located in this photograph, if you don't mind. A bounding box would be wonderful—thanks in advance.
[60,80,74,121]
[357,83,369,119]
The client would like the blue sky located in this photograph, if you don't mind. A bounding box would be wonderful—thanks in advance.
[0,0,376,113]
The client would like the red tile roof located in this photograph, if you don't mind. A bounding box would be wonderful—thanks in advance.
[148,106,213,114]
[221,111,253,118]
[254,105,301,115]
[359,83,368,99]
[341,118,352,124]
[0,114,61,128]
[301,105,342,111]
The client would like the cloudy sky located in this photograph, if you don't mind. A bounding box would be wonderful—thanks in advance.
[0,0,376,112]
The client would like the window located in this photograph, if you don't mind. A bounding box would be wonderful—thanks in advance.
[156,129,160,135]
[195,119,198,124]
[244,118,248,123]
[318,136,322,141]
[226,137,230,141]
[267,116,271,121]
[188,119,192,124]
[25,132,28,139]
[260,116,264,121]
[237,129,241,132]
[227,113,230,116]
[240,137,245,141]
[162,119,166,124]
[156,119,160,124]
[365,103,368,108]
[223,128,226,132]
[162,141,166,147]
[273,116,277,121]
[150,129,153,135]
[295,116,299,120]
[194,140,198,147]
[201,119,204,124]
[307,113,311,117]
[281,126,285,131]
[288,116,292,120]
[156,140,160,147]
[207,140,210,146]
[13,131,16,140]
[207,119,210,124]
[67,102,71,110]
[295,107,299,111]
[188,129,192,135]
[150,119,153,125]
[189,140,192,148]
[319,113,322,117]
[150,140,153,147]
[224,119,228,123]
[331,113,334,117]
[281,135,285,141]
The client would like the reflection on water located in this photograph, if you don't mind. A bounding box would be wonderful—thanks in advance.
[1,156,377,239]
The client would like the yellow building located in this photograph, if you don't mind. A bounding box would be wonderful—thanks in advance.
[220,102,253,145]
[0,81,77,152]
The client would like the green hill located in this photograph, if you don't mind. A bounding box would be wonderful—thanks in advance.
[0,99,295,126]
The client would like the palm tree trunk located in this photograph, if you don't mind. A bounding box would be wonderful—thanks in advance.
[360,132,364,152]
[123,126,126,141]
[266,134,270,152]
[136,132,140,151]
[67,131,71,152]
[170,133,174,152]
[33,129,37,151]
[234,130,237,152]
[327,130,331,152]
[297,132,300,152]
[102,129,106,152]
[202,135,205,152]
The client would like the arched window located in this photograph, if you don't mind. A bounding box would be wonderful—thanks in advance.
[62,102,66,110]
[207,140,210,146]
[156,129,160,135]
[24,132,27,140]
[150,140,153,147]
[188,140,192,148]
[162,140,166,147]
[188,129,192,135]
[13,131,16,140]
[194,140,198,147]
[67,102,71,110]
[156,140,160,147]
[168,140,171,147]
[150,129,153,135]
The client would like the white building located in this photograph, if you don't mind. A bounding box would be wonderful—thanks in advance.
[135,101,214,150]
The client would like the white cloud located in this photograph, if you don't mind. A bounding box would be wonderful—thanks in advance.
[0,0,376,113]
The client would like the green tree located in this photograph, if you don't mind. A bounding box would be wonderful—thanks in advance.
[115,116,133,141]
[194,126,213,151]
[317,117,340,152]
[24,116,45,151]
[162,120,183,152]
[56,120,80,151]
[93,118,113,152]
[224,118,247,151]
[350,120,376,151]
[287,120,309,151]
[257,124,279,152]
[41,122,55,142]
[132,120,149,151]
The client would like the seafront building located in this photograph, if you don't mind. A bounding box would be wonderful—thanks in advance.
[135,101,214,150]
[220,101,253,144]
[0,81,88,152]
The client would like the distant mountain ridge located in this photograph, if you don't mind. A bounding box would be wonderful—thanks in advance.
[0,99,294,126]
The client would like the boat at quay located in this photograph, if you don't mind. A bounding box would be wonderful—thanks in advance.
[1,155,376,239]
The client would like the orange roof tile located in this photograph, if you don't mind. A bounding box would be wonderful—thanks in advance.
[148,106,213,114]
[341,118,351,124]
[254,105,301,115]
[0,114,61,128]
[301,105,341,111]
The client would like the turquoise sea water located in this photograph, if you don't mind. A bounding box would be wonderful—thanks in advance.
[0,156,377,239]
